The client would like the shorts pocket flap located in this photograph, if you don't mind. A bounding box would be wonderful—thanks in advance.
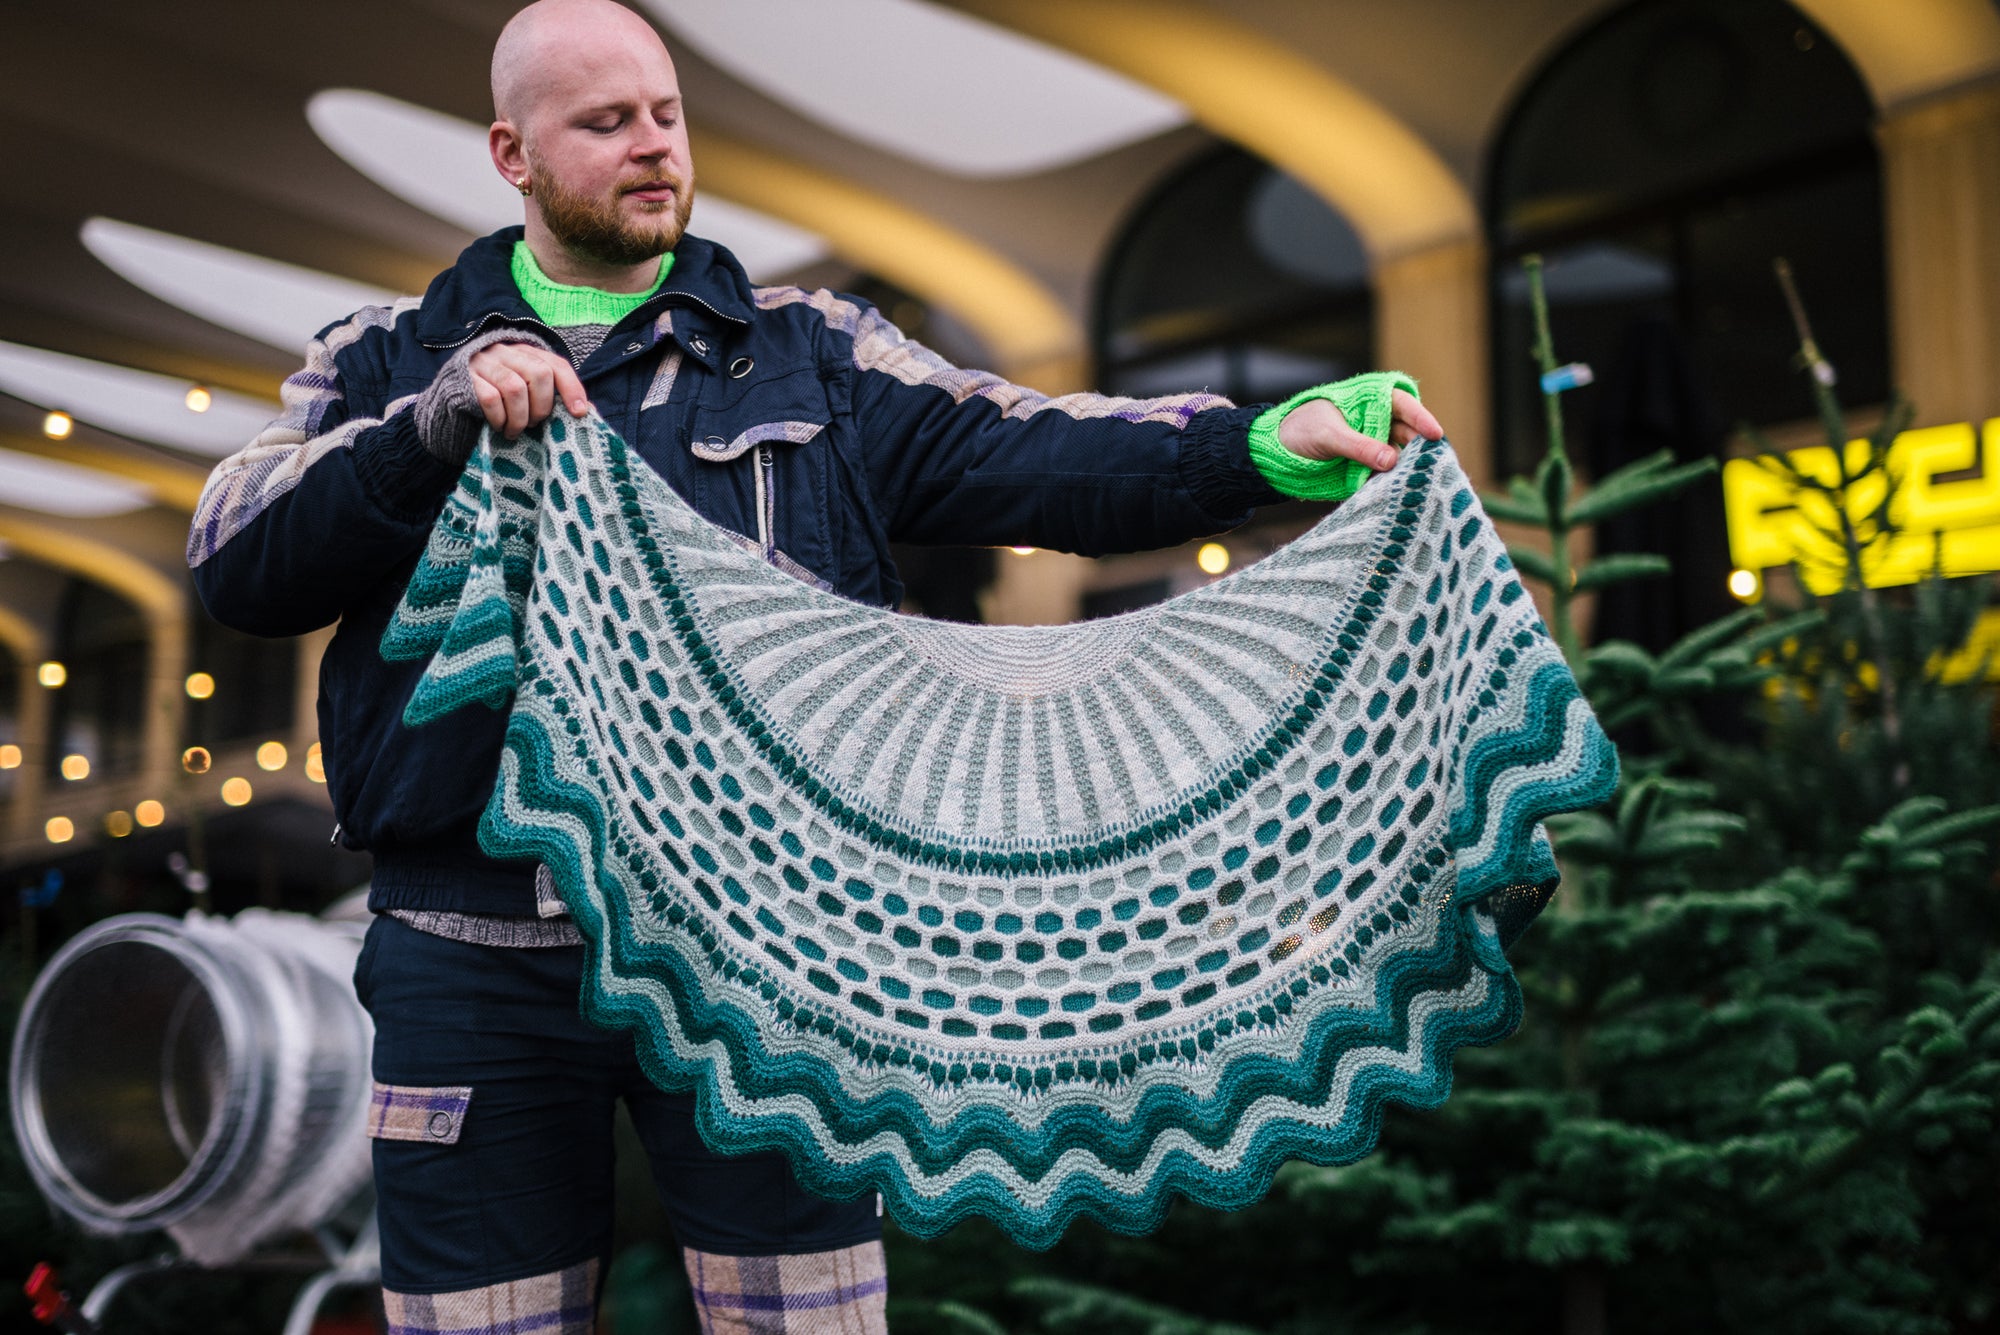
[368,1082,472,1144]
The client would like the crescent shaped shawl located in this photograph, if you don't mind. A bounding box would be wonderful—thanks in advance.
[382,408,1618,1246]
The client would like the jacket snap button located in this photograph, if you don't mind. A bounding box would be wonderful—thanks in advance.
[624,341,643,354]
[691,337,709,354]
[729,356,754,379]
[427,1112,453,1138]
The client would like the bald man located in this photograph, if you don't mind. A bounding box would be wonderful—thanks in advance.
[190,1,1440,1329]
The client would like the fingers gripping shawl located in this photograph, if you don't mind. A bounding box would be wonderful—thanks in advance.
[382,409,1618,1246]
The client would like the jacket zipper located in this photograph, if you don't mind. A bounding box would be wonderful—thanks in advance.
[422,311,568,353]
[657,290,750,328]
[755,443,775,557]
[424,293,744,358]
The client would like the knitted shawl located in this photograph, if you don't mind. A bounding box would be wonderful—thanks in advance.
[383,408,1618,1246]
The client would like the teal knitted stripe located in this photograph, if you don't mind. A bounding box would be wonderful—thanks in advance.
[1248,370,1422,502]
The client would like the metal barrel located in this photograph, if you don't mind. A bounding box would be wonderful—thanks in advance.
[9,909,374,1266]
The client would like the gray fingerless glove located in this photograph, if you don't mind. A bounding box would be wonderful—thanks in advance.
[414,327,564,466]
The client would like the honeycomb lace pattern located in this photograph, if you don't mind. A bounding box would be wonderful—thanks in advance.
[381,409,1619,1247]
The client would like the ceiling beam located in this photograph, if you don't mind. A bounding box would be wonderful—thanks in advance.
[957,0,1477,263]
[1793,0,2000,110]
[695,130,1085,390]
[0,430,208,512]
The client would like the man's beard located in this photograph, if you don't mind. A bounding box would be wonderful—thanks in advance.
[526,147,693,267]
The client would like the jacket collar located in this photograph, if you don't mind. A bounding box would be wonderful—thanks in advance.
[415,226,755,352]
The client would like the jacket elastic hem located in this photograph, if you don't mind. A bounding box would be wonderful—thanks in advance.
[368,854,542,916]
[353,408,465,524]
[1176,405,1288,524]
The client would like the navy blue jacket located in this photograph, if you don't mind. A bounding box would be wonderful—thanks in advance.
[188,227,1285,915]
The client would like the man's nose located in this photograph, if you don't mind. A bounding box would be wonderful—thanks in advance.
[630,119,676,161]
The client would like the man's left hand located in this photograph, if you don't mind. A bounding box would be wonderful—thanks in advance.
[1277,391,1443,472]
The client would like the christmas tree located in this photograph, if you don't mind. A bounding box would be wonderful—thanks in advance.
[889,257,2000,1335]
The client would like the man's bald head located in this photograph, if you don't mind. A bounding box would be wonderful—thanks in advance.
[492,0,674,133]
[487,0,695,275]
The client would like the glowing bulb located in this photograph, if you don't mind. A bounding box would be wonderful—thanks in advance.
[1196,542,1231,575]
[0,745,21,769]
[256,740,287,771]
[1009,546,1035,556]
[305,742,325,784]
[220,776,253,806]
[134,799,165,827]
[184,385,212,412]
[181,746,211,775]
[37,661,66,689]
[184,671,215,700]
[59,754,89,781]
[44,816,72,843]
[1728,568,1761,602]
[104,810,133,838]
[42,410,73,440]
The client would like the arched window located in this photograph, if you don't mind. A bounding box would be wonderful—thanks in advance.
[1488,0,1886,481]
[1488,0,1887,655]
[1095,145,1374,402]
[49,579,149,780]
[186,605,298,749]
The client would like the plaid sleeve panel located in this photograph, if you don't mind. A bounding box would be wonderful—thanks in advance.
[383,1258,597,1335]
[756,284,1232,428]
[187,296,422,568]
[684,1240,888,1334]
[368,1081,473,1145]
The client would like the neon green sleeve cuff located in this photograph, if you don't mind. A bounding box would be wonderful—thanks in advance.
[1246,370,1421,502]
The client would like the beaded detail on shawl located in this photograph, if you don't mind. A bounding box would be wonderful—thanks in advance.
[382,409,1618,1246]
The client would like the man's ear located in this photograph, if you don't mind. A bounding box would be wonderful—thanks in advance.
[490,121,528,186]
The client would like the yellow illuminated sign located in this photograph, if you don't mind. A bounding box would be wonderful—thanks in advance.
[1724,417,2000,681]
[1723,417,2000,594]
[1938,607,2000,683]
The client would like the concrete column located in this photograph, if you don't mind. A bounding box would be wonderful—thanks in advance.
[9,660,50,845]
[1879,77,2000,428]
[292,624,334,755]
[1375,237,1493,487]
[142,612,189,794]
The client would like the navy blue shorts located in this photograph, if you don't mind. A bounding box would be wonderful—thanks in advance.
[355,913,882,1295]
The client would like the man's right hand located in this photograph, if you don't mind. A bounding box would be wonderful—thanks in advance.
[468,342,592,438]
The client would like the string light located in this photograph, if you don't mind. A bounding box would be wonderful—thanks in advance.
[36,662,66,689]
[42,411,73,440]
[0,745,20,769]
[256,741,287,771]
[1728,568,1761,602]
[104,810,133,838]
[220,776,253,806]
[1196,542,1231,575]
[44,817,72,843]
[184,672,215,700]
[181,746,211,775]
[305,742,325,784]
[59,754,89,782]
[184,385,212,412]
[134,800,165,827]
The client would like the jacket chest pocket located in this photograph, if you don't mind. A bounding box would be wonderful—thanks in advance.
[688,368,835,589]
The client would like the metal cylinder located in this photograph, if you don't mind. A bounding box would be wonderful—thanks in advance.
[9,909,374,1266]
